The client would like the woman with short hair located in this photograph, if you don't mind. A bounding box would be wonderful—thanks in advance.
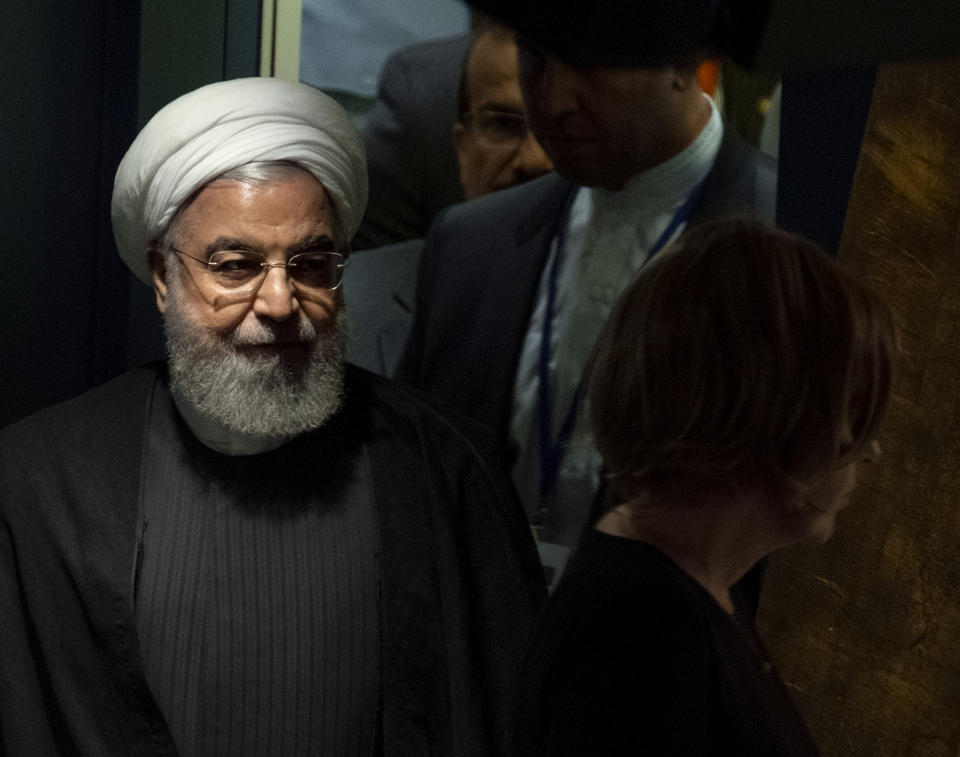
[514,219,896,756]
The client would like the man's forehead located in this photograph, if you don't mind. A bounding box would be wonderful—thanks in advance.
[196,232,338,255]
[176,173,337,242]
[468,32,522,106]
[196,169,329,210]
[203,173,329,200]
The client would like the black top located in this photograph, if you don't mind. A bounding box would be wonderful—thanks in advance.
[514,529,819,756]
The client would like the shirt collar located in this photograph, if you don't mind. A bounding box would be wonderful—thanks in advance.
[589,94,723,215]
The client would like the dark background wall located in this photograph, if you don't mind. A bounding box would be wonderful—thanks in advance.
[775,67,876,255]
[1,1,139,427]
[0,0,260,427]
[760,57,960,756]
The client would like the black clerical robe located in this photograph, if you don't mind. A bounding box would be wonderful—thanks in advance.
[0,364,545,756]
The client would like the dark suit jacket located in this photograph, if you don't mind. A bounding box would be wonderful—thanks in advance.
[0,364,545,756]
[400,130,777,444]
[344,239,423,376]
[354,34,470,250]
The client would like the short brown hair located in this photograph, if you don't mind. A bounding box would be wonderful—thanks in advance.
[584,219,896,503]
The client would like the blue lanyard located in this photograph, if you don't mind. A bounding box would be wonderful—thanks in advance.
[536,178,707,513]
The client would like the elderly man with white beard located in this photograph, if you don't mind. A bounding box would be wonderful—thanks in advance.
[0,78,544,757]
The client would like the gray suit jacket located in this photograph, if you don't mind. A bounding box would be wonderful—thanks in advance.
[344,239,423,377]
[354,35,470,250]
[399,130,777,444]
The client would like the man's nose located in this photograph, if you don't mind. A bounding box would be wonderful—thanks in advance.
[510,131,554,181]
[251,266,299,321]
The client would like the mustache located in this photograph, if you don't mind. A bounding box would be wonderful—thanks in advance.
[231,314,318,346]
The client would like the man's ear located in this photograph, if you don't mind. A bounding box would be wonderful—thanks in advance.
[452,121,471,188]
[672,59,706,92]
[148,248,169,314]
[453,121,469,163]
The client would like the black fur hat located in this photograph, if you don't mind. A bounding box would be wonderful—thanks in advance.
[466,0,770,68]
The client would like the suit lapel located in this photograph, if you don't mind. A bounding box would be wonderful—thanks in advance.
[478,175,576,438]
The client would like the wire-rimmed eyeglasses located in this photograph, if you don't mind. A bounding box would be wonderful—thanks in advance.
[172,248,348,294]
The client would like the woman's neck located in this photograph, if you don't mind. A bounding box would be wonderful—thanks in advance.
[596,493,786,614]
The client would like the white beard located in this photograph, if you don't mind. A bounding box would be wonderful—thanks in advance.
[163,276,346,437]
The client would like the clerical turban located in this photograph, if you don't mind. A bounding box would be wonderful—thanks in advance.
[111,77,368,285]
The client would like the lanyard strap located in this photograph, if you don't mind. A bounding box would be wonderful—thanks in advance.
[536,196,577,513]
[536,178,708,511]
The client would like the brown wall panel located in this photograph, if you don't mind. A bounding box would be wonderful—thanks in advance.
[758,58,960,757]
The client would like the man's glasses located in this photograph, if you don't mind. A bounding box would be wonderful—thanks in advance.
[462,110,530,148]
[173,249,348,294]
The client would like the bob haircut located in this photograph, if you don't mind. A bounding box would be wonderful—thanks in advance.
[584,219,896,503]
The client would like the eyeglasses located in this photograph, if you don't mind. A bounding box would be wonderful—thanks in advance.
[462,110,530,147]
[173,248,348,293]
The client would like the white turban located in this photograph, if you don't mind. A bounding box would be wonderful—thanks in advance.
[111,77,368,285]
